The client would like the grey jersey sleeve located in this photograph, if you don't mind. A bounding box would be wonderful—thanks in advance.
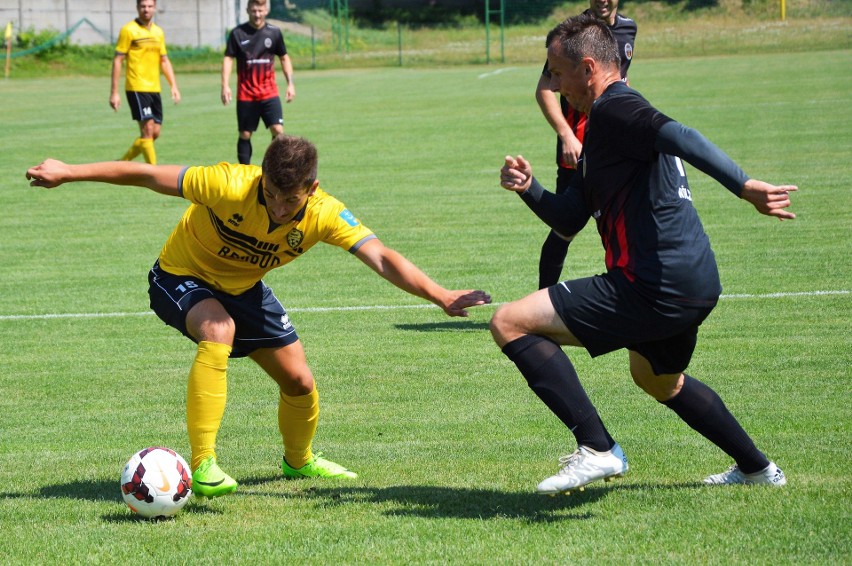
[655,121,749,197]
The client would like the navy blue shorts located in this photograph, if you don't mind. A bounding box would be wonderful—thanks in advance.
[126,91,163,124]
[237,97,283,132]
[147,262,298,358]
[548,271,717,375]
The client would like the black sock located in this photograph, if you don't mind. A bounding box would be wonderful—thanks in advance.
[538,233,570,289]
[502,334,613,452]
[237,138,252,165]
[662,375,769,473]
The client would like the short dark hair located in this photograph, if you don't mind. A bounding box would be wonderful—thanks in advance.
[545,13,620,67]
[262,135,318,192]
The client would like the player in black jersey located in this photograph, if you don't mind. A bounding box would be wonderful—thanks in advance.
[534,0,636,289]
[222,0,295,164]
[493,14,796,494]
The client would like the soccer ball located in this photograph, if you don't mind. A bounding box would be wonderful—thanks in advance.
[120,447,192,519]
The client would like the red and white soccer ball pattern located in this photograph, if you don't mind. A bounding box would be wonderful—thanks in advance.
[120,447,192,519]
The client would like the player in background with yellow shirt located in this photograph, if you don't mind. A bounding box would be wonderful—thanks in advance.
[27,135,491,498]
[110,0,180,165]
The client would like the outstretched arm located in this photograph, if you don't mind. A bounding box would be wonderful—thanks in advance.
[354,238,491,317]
[655,121,796,220]
[26,159,184,197]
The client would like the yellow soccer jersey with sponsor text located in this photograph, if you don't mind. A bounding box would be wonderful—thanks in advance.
[158,163,375,295]
[115,19,167,93]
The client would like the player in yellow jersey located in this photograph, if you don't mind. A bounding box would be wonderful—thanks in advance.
[110,0,180,166]
[27,135,491,498]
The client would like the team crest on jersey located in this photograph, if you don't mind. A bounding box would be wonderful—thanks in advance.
[624,43,633,61]
[286,228,304,250]
[264,38,272,49]
[280,314,293,330]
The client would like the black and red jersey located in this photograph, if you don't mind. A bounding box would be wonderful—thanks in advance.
[576,81,720,303]
[225,23,287,102]
[522,81,728,304]
[542,12,637,169]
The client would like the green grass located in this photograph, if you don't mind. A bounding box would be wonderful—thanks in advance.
[0,49,850,563]
[4,2,851,74]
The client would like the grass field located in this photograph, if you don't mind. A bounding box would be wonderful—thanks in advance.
[1,48,850,563]
[5,4,851,74]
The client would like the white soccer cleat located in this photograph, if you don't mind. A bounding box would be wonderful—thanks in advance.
[703,461,786,486]
[536,443,629,496]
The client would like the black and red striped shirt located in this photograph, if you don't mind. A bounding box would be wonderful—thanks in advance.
[522,81,738,305]
[225,22,287,102]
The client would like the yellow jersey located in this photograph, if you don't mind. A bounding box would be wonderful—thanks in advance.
[115,19,167,93]
[158,163,376,295]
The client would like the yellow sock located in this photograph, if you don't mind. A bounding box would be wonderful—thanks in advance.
[140,138,156,165]
[279,388,319,469]
[187,341,232,471]
[120,138,144,161]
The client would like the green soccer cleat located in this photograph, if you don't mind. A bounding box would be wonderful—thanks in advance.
[282,453,358,479]
[192,456,238,498]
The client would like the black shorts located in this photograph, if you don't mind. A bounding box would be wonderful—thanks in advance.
[548,271,717,374]
[237,97,283,133]
[147,261,299,358]
[126,91,163,124]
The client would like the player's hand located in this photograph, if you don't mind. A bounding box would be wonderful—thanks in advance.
[221,86,232,105]
[441,290,492,317]
[500,155,532,193]
[559,134,583,168]
[285,84,295,103]
[740,179,797,220]
[26,159,70,188]
[171,87,181,105]
[109,93,120,112]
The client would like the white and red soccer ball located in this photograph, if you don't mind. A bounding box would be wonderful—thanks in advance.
[120,447,192,519]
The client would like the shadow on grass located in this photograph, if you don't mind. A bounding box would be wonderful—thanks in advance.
[394,320,490,332]
[236,476,704,522]
[3,477,705,523]
[0,479,226,522]
[298,484,602,522]
[100,502,224,522]
[37,478,121,502]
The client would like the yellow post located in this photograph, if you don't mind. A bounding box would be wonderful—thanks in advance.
[781,0,786,21]
[4,22,11,79]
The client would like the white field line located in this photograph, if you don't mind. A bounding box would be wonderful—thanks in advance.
[477,67,515,79]
[0,289,848,322]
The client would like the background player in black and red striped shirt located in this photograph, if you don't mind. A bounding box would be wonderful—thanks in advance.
[494,14,795,495]
[534,0,636,289]
[222,0,295,164]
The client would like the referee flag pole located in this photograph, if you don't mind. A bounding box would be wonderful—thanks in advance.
[4,21,11,79]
